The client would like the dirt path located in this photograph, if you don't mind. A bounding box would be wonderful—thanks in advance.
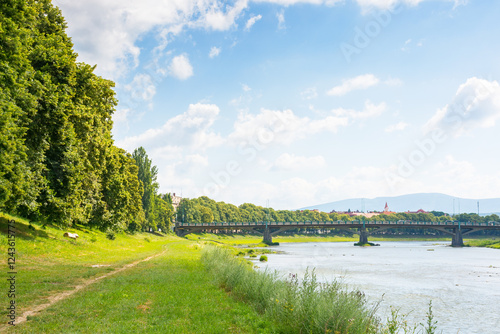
[2,249,167,331]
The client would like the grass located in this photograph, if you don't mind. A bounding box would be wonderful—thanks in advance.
[0,213,463,332]
[202,245,381,334]
[0,213,275,333]
[184,232,481,246]
[465,238,500,249]
[202,245,444,334]
[185,232,359,245]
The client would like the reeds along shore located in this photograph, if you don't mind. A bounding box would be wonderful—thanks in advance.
[201,245,381,334]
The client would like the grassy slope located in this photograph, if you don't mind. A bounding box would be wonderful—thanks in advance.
[1,214,274,333]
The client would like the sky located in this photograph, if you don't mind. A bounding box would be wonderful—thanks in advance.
[55,0,500,210]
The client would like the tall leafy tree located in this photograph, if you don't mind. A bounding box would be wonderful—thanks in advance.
[132,147,159,228]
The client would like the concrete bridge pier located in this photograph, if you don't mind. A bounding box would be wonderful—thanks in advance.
[452,228,464,247]
[357,228,369,245]
[263,226,273,244]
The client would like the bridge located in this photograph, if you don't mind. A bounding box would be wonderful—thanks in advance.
[175,220,500,247]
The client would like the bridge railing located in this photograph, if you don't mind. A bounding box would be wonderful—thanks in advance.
[175,220,500,228]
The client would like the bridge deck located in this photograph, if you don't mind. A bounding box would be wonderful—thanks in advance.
[176,220,500,229]
[174,220,500,247]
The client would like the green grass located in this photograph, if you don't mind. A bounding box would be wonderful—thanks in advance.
[465,239,500,249]
[0,213,169,317]
[202,245,381,334]
[0,214,462,332]
[0,213,275,333]
[185,232,359,245]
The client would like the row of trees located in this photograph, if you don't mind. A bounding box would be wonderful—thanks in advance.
[176,197,499,225]
[0,0,172,232]
[176,197,500,237]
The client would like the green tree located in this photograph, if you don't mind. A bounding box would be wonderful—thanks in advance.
[132,147,159,229]
[200,206,214,223]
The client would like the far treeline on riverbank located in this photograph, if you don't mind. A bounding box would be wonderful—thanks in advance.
[4,213,498,333]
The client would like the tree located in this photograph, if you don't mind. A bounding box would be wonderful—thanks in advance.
[200,206,214,223]
[132,147,159,229]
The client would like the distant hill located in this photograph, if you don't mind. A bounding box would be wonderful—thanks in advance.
[301,193,500,216]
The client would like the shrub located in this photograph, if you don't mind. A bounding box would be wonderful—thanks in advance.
[106,231,116,240]
[259,255,268,262]
[201,246,381,333]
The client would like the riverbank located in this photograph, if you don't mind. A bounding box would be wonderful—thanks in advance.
[185,232,497,247]
[0,214,484,333]
[0,214,274,333]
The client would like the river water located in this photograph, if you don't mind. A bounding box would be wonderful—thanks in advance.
[257,241,500,334]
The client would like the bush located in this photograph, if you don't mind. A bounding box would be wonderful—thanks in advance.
[201,246,381,333]
[106,231,116,240]
[259,255,268,262]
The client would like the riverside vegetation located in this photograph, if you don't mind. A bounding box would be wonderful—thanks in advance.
[1,214,445,333]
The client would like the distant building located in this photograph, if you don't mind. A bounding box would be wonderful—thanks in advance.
[331,202,396,218]
[406,209,428,214]
[171,193,182,211]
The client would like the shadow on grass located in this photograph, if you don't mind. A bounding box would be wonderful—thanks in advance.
[0,215,50,240]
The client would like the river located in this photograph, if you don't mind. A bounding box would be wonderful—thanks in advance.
[257,241,500,334]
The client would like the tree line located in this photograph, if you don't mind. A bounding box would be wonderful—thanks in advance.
[0,0,172,232]
[176,197,500,236]
[177,196,499,224]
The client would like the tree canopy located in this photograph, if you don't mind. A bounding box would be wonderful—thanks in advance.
[0,0,173,232]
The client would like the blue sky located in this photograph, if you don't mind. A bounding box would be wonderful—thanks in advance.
[56,0,500,209]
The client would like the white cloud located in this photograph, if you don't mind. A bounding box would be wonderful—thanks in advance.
[242,84,252,92]
[253,0,342,5]
[423,77,500,137]
[193,0,248,31]
[332,100,386,120]
[125,74,157,101]
[228,108,348,146]
[209,46,221,58]
[118,103,224,151]
[57,0,249,79]
[245,14,262,30]
[385,121,408,132]
[327,74,380,96]
[301,87,318,100]
[169,54,194,80]
[272,153,326,171]
[385,77,403,86]
[276,10,286,29]
[354,0,467,13]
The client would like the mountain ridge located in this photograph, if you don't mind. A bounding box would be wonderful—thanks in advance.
[300,193,500,215]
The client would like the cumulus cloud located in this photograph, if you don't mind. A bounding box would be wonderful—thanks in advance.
[385,121,408,132]
[423,77,500,137]
[332,100,386,120]
[245,14,262,30]
[253,0,342,5]
[272,153,326,171]
[353,0,467,13]
[209,46,221,58]
[117,103,224,151]
[228,108,348,146]
[327,74,380,96]
[169,54,194,80]
[193,0,248,31]
[125,74,157,101]
[57,0,248,79]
